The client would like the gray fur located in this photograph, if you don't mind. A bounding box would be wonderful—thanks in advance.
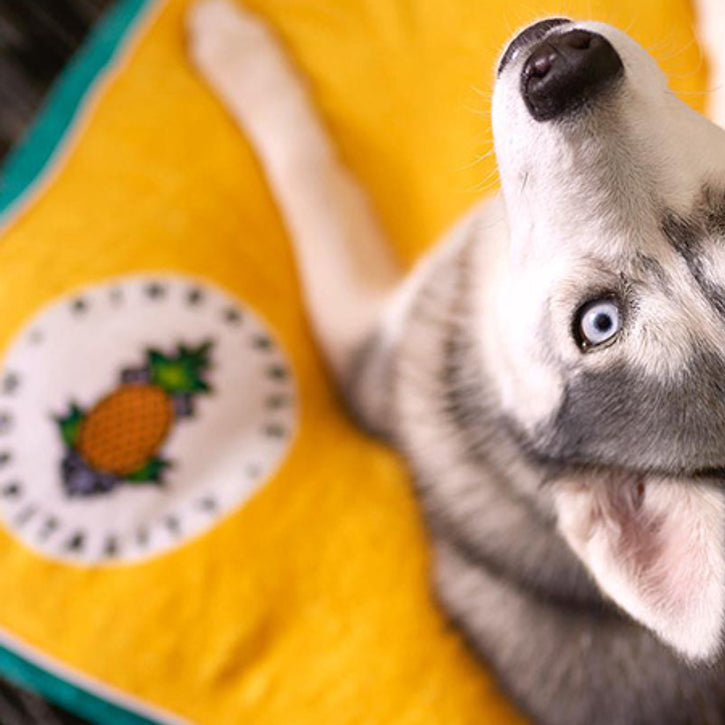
[188,6,725,722]
[340,30,725,725]
[664,190,725,319]
[541,348,725,474]
[349,223,725,724]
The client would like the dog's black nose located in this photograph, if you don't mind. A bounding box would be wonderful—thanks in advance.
[498,18,570,75]
[521,29,624,121]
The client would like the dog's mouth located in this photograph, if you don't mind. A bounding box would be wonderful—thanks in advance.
[549,461,725,490]
[693,466,725,483]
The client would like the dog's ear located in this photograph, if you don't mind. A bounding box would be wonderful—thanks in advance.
[554,476,725,661]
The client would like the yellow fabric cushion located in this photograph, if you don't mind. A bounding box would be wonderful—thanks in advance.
[0,0,706,723]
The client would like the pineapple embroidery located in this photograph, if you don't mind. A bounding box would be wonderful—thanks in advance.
[0,275,296,563]
[57,342,214,496]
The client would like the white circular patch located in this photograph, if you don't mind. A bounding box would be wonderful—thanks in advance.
[0,275,297,564]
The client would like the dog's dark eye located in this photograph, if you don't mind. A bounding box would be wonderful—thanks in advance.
[575,298,621,350]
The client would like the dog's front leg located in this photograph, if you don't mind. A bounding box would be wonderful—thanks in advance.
[187,0,400,387]
[695,0,725,128]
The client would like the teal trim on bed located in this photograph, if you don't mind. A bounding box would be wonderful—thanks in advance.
[0,0,152,218]
[0,1,173,721]
[0,646,160,725]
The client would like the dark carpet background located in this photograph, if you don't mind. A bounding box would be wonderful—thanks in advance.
[1,2,115,722]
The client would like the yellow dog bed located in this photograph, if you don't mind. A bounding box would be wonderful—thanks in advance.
[0,0,706,722]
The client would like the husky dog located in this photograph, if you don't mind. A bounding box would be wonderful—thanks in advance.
[190,2,725,722]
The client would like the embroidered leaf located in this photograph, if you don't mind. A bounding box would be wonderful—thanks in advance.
[125,456,171,483]
[56,404,86,448]
[147,341,214,396]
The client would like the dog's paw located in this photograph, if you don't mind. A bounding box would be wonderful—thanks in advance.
[187,0,275,80]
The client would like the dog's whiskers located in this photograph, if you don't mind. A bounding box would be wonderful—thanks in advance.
[667,85,723,96]
[455,148,497,173]
[654,35,697,64]
[471,85,492,99]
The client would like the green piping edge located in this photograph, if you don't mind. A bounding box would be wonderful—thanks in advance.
[0,0,174,722]
[0,0,151,218]
[0,645,160,725]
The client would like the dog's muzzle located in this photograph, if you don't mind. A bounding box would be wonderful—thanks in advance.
[500,20,624,122]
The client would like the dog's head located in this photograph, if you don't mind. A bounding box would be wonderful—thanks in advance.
[487,19,725,661]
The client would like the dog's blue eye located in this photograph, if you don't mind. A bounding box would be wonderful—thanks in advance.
[576,298,621,349]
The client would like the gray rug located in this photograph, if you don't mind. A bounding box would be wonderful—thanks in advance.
[0,2,113,720]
